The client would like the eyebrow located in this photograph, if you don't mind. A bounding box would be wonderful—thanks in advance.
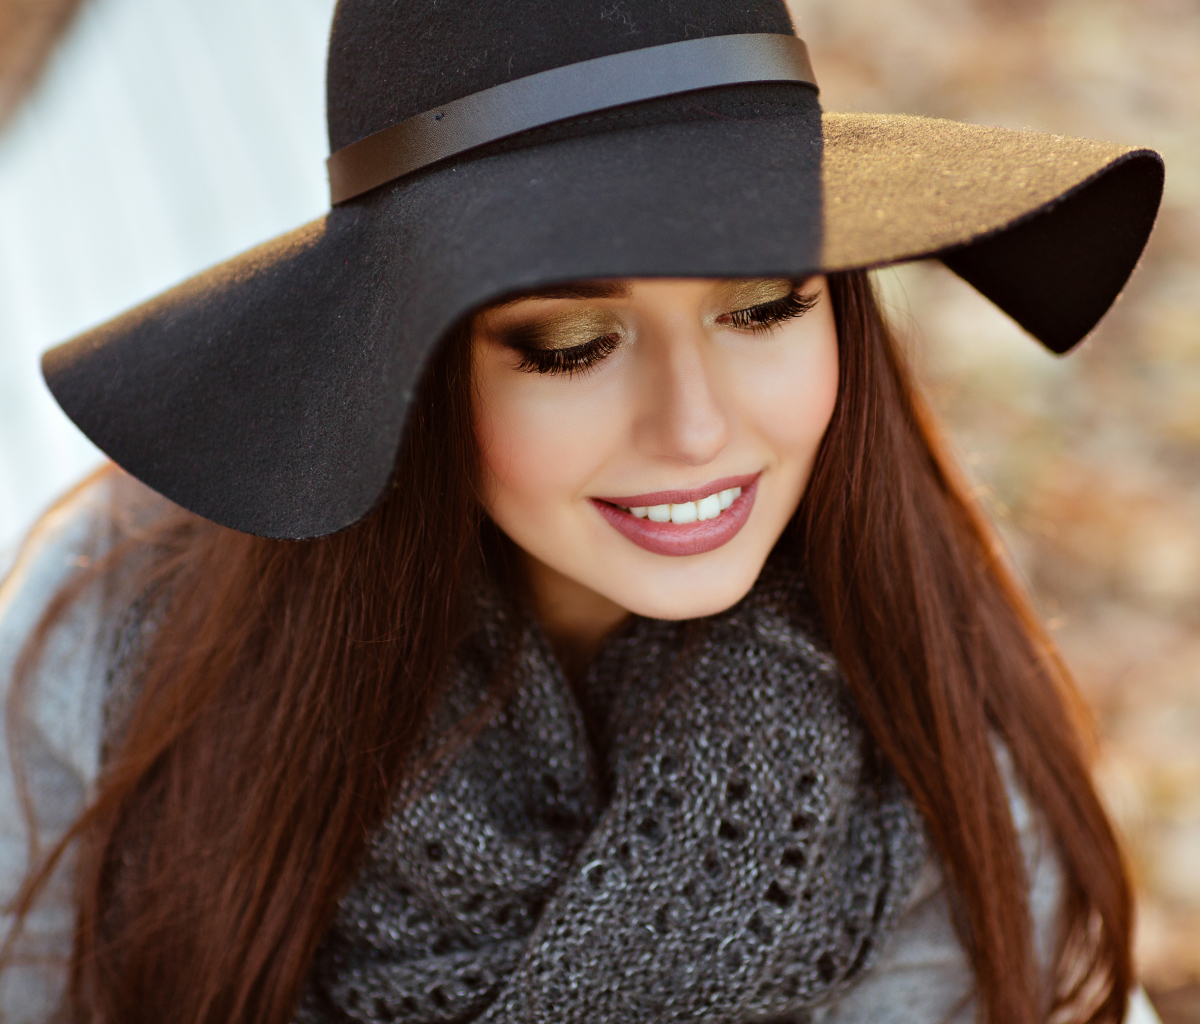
[491,280,632,307]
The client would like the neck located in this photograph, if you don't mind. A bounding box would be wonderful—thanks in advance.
[520,553,630,684]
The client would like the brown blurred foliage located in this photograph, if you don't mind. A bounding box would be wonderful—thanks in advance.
[788,0,1200,999]
[0,0,84,128]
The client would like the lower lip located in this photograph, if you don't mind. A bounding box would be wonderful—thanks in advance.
[590,478,759,557]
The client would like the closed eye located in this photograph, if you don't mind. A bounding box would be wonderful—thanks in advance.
[515,333,622,377]
[719,287,821,332]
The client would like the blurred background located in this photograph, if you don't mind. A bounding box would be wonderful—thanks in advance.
[0,0,1196,1018]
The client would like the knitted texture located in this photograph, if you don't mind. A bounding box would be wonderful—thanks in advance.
[296,563,927,1023]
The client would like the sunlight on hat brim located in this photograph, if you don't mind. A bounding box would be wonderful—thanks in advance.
[821,112,1163,352]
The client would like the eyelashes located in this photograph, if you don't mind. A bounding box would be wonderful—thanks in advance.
[513,285,820,377]
[515,332,621,377]
[722,288,820,332]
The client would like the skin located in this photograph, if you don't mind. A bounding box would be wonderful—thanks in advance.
[471,277,840,679]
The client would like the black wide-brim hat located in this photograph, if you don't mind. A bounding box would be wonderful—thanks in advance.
[42,0,1164,540]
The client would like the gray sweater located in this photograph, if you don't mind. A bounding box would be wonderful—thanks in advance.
[0,475,1161,1023]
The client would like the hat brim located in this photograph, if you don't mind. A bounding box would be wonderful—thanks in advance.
[43,101,1163,539]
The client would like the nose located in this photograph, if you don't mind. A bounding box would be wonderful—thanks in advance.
[632,326,731,466]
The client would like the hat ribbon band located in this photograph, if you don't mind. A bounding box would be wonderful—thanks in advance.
[326,33,817,205]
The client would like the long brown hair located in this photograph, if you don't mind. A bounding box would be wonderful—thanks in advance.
[4,270,1131,1023]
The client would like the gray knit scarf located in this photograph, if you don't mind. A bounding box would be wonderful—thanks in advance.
[293,560,927,1024]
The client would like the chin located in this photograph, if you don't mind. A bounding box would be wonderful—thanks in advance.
[598,557,768,622]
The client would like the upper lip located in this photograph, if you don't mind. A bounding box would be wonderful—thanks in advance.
[593,472,759,508]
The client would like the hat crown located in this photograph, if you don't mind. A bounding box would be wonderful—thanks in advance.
[326,0,796,152]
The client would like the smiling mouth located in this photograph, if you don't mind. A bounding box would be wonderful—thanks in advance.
[590,474,759,557]
[616,486,742,524]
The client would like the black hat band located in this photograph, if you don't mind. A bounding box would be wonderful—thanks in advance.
[327,33,818,205]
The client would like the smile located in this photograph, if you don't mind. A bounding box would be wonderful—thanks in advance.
[590,474,759,557]
[624,486,742,523]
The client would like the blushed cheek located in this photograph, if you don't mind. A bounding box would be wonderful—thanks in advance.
[745,323,840,476]
[474,378,610,521]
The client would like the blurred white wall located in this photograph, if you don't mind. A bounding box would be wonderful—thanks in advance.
[0,0,339,555]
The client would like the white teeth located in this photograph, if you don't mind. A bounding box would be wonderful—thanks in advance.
[620,486,745,525]
[670,502,699,524]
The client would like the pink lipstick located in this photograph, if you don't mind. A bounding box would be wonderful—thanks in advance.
[590,473,759,557]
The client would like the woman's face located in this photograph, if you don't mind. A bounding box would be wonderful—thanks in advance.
[471,277,839,621]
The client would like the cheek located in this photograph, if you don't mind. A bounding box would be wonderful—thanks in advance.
[473,357,618,515]
[735,313,840,471]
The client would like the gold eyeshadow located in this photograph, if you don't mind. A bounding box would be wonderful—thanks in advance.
[710,278,795,319]
[482,277,803,357]
[497,309,626,352]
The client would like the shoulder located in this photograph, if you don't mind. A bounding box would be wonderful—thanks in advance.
[815,747,1159,1024]
[1,471,174,821]
[0,468,174,1022]
[3,472,121,781]
[0,468,171,782]
[0,466,175,822]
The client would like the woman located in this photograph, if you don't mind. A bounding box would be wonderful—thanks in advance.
[0,1,1166,1022]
